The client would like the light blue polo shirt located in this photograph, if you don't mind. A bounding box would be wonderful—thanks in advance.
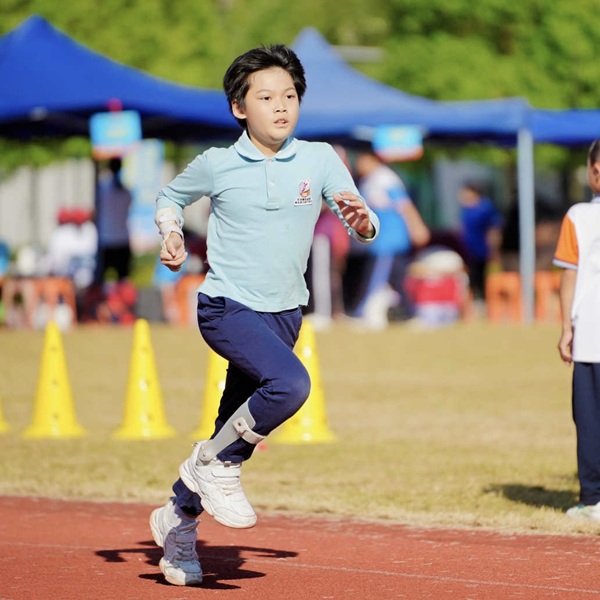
[156,132,379,312]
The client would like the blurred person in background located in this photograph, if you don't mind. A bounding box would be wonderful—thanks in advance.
[351,150,430,329]
[458,180,503,302]
[554,139,600,522]
[44,207,97,289]
[42,207,97,325]
[94,158,133,285]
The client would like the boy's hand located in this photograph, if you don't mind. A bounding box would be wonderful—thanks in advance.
[333,191,374,238]
[558,327,573,366]
[160,232,188,272]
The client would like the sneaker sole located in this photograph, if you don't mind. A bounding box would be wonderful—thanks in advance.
[179,458,257,529]
[199,493,257,529]
[566,510,600,521]
[159,558,203,586]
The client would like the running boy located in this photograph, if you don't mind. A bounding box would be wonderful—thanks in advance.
[149,44,379,586]
[554,139,600,521]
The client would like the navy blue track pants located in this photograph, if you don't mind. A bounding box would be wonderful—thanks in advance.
[173,293,310,515]
[573,362,600,505]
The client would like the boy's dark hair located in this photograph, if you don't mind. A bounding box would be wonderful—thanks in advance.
[588,139,600,164]
[109,158,122,174]
[223,44,306,129]
[108,157,124,189]
[461,180,486,196]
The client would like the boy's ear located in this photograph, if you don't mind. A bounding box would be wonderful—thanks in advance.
[232,100,246,121]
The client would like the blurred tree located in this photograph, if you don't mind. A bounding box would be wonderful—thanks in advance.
[2,0,599,107]
[374,0,600,109]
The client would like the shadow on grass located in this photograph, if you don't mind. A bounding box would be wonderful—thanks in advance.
[484,483,578,510]
[97,540,298,590]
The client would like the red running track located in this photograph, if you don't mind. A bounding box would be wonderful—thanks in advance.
[0,496,599,599]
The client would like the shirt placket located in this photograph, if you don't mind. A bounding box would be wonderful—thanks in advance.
[265,158,281,211]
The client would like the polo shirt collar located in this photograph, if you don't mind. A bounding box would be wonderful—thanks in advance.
[592,195,600,204]
[234,130,297,161]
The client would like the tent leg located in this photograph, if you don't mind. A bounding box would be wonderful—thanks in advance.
[517,128,535,324]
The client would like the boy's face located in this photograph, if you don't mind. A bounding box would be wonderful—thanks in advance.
[354,152,379,178]
[588,160,600,194]
[232,67,299,156]
[458,186,479,207]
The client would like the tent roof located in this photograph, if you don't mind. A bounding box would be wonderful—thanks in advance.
[6,18,580,146]
[0,15,238,140]
[530,109,600,146]
[292,28,530,141]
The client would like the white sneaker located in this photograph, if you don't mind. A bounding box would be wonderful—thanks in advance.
[566,502,600,521]
[149,499,203,586]
[179,441,257,529]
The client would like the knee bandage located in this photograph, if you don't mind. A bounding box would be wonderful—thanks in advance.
[198,400,264,462]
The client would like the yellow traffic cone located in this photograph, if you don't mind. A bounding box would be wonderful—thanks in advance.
[113,319,176,440]
[189,349,228,439]
[23,320,86,439]
[271,320,336,444]
[0,390,9,433]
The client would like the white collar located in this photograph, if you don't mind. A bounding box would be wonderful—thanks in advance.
[234,130,297,162]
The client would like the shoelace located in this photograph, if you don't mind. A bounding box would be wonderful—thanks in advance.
[172,520,199,564]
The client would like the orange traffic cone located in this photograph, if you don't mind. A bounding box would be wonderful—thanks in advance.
[271,320,336,444]
[113,319,176,440]
[23,320,86,439]
[189,349,228,439]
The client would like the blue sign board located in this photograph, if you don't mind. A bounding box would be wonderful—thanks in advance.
[89,110,142,159]
[372,125,424,162]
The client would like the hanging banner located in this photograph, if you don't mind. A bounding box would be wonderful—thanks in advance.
[372,125,424,162]
[89,110,142,160]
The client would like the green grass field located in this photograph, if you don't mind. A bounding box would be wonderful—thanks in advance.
[0,319,598,536]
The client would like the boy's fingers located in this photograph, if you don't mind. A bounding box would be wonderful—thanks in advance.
[334,191,358,202]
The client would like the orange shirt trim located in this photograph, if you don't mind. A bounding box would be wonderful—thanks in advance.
[554,214,578,267]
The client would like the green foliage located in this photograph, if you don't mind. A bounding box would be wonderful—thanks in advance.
[3,0,599,107]
[0,137,90,172]
[375,0,600,108]
[0,0,227,87]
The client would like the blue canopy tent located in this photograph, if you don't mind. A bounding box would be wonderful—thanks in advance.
[0,15,237,140]
[531,109,600,146]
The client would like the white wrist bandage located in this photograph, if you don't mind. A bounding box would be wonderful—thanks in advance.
[155,207,184,240]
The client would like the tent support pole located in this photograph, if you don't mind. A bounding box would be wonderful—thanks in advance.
[517,128,535,323]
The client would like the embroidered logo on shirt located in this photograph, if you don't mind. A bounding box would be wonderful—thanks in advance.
[295,179,313,206]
